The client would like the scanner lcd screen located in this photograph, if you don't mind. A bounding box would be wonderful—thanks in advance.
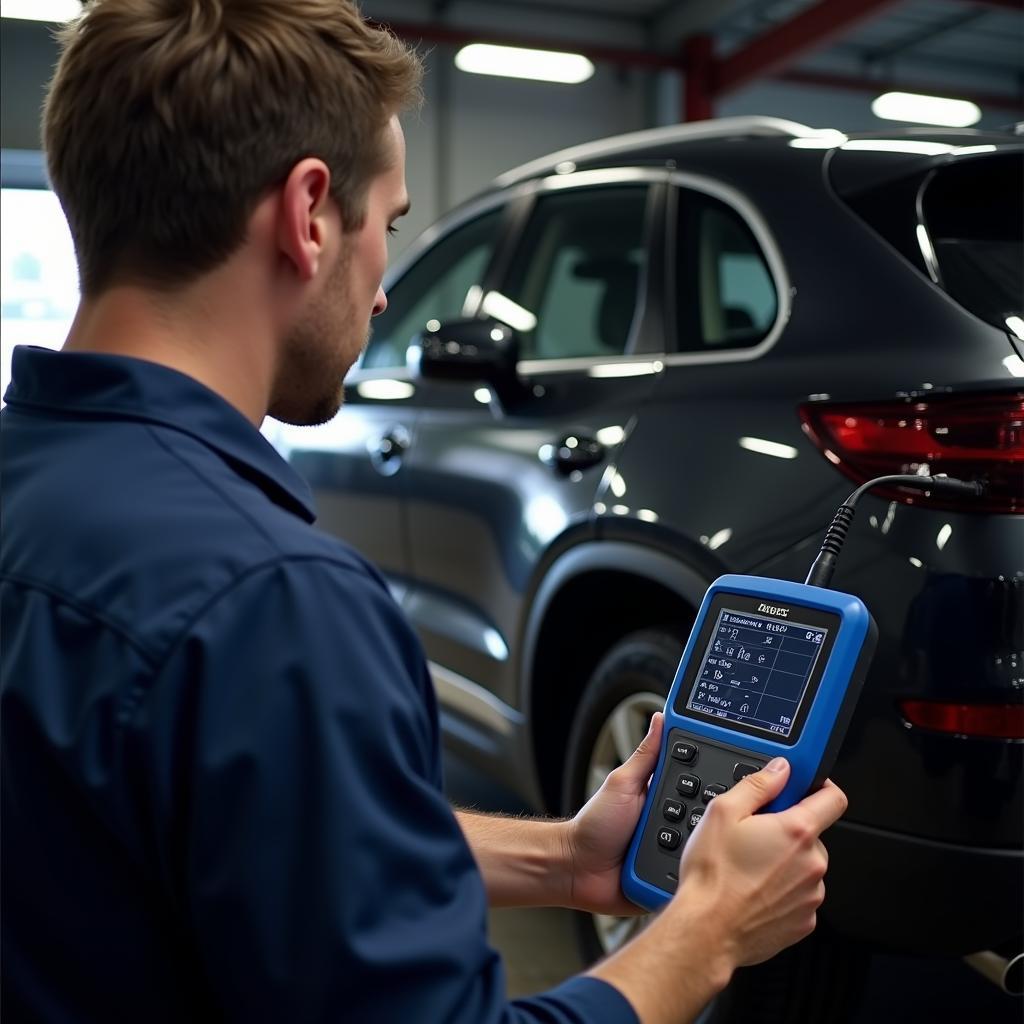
[684,608,829,739]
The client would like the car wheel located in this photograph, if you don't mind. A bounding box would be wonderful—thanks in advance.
[561,628,683,963]
[560,628,871,1024]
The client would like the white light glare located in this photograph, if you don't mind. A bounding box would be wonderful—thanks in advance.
[871,92,981,128]
[789,130,848,150]
[1003,355,1024,378]
[355,379,415,401]
[480,291,537,332]
[738,436,799,460]
[936,524,953,551]
[1,0,80,21]
[1006,316,1024,341]
[705,528,733,551]
[455,44,595,85]
[595,425,626,446]
[588,361,663,379]
[474,387,492,404]
[842,139,955,157]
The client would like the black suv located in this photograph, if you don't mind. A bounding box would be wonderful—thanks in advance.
[271,117,1023,1017]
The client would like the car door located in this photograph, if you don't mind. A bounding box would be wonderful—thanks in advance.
[400,174,669,719]
[275,199,506,587]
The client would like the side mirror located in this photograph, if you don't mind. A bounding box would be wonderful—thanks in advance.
[408,318,528,410]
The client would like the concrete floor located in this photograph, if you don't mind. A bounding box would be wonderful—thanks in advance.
[444,750,1019,1022]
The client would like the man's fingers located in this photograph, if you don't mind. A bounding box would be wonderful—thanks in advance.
[717,757,790,817]
[612,712,664,792]
[785,779,848,834]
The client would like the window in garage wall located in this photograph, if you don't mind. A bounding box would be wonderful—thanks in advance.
[0,185,79,405]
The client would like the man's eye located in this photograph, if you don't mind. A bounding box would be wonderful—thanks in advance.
[387,225,399,237]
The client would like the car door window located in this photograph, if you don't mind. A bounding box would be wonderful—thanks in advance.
[498,186,649,361]
[362,208,503,370]
[676,189,778,351]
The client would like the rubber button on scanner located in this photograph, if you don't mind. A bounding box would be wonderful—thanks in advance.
[657,827,681,851]
[662,798,685,823]
[675,773,700,798]
[671,741,698,763]
[702,783,727,803]
[733,762,759,782]
[687,808,704,831]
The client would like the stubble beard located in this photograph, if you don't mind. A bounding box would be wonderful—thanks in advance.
[269,245,371,428]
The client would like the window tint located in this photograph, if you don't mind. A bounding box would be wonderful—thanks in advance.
[362,208,502,369]
[499,187,648,360]
[922,153,1023,331]
[676,189,777,352]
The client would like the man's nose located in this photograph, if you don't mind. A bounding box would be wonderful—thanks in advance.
[372,286,388,317]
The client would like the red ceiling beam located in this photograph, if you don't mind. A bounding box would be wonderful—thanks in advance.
[714,0,907,96]
[780,68,1024,113]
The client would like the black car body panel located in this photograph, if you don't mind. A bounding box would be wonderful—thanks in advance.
[276,120,1024,956]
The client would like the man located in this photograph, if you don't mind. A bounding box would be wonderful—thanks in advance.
[0,2,847,1022]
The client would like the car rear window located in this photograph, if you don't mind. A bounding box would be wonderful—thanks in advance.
[920,153,1023,334]
[835,150,1023,335]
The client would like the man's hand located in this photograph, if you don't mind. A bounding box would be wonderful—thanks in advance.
[562,711,664,916]
[676,756,847,968]
[587,757,849,1024]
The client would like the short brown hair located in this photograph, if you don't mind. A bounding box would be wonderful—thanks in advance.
[44,0,422,295]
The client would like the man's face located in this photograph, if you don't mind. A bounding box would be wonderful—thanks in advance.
[271,117,409,426]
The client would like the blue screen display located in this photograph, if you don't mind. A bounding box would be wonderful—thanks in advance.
[685,608,828,738]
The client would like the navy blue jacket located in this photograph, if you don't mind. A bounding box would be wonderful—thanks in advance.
[0,347,636,1024]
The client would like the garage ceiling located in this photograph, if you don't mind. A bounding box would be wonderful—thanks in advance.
[365,0,1023,115]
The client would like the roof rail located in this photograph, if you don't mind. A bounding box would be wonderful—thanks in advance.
[492,116,818,188]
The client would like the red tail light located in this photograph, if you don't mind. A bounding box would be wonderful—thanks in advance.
[899,699,1024,739]
[799,392,1024,513]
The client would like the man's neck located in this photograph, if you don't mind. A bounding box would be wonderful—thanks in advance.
[63,278,276,427]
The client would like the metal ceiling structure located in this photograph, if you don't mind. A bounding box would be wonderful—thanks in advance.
[366,0,1023,119]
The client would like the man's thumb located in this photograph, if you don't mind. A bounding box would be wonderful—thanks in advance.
[721,756,790,817]
[614,711,664,791]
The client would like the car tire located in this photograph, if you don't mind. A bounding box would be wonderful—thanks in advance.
[560,628,871,1024]
[560,627,683,964]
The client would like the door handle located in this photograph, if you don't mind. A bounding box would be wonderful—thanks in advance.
[369,425,410,477]
[539,434,605,475]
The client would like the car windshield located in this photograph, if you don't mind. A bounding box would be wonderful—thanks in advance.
[920,152,1023,335]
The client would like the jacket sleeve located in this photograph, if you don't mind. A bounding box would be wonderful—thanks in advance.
[141,557,638,1024]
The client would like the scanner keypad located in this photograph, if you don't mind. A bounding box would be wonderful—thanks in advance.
[634,728,769,894]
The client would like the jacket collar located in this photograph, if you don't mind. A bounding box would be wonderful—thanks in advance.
[4,346,317,523]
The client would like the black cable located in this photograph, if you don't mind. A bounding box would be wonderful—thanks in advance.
[804,474,984,589]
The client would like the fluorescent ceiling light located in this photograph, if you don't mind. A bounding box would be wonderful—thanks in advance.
[871,91,981,128]
[455,43,594,85]
[1,0,80,20]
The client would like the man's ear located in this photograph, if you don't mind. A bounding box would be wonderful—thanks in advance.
[277,158,335,282]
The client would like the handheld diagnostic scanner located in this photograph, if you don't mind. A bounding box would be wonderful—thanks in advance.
[622,473,983,912]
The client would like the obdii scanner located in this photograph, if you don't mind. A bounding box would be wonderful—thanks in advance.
[622,473,982,911]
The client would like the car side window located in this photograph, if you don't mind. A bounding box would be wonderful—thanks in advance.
[362,208,503,370]
[676,188,778,352]
[497,186,649,361]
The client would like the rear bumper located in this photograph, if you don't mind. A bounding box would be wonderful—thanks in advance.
[823,819,1023,954]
